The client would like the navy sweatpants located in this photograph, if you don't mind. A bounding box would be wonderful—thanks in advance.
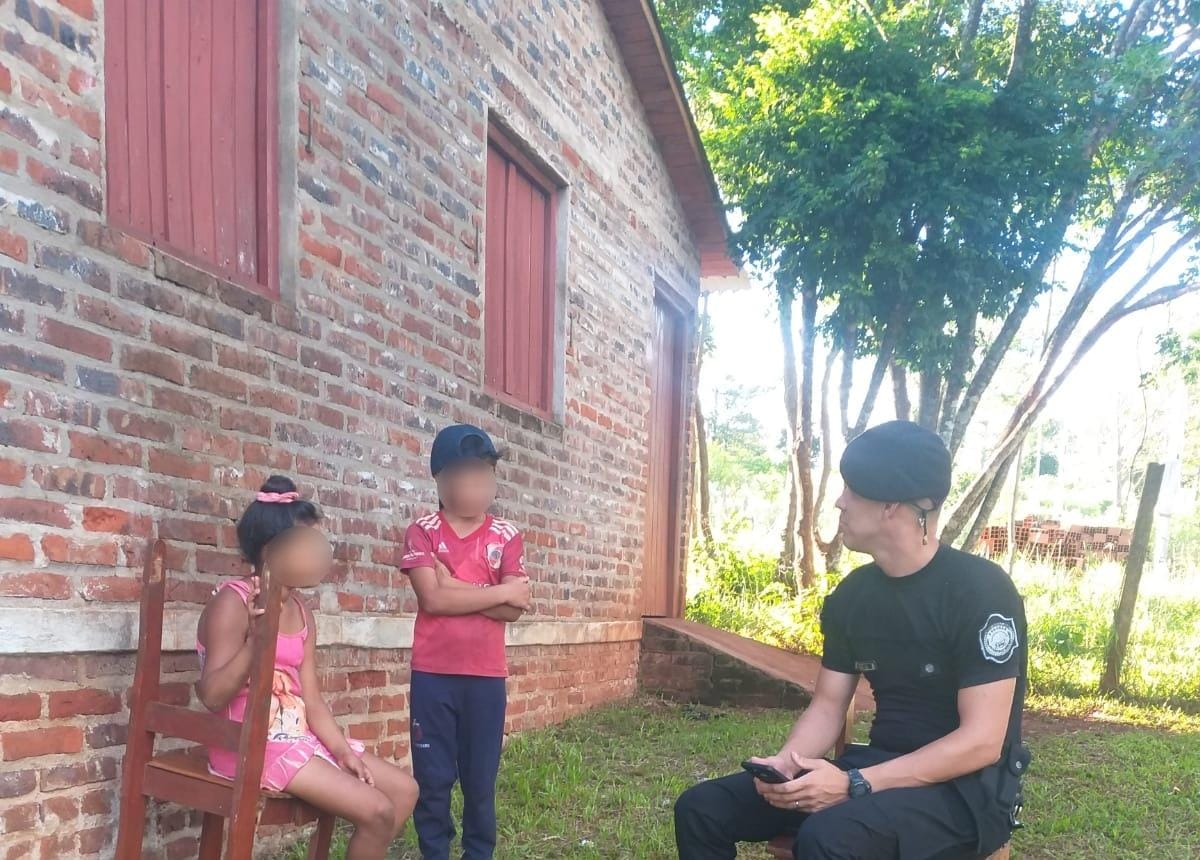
[410,671,507,860]
[675,746,978,859]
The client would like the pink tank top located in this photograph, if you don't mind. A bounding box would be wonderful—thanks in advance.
[197,580,311,780]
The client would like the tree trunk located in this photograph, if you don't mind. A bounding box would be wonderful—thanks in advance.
[693,300,715,556]
[797,453,818,589]
[1005,0,1038,84]
[815,343,839,516]
[945,280,1038,456]
[961,452,1017,553]
[796,282,819,590]
[944,193,1082,457]
[944,188,1177,539]
[782,459,799,587]
[1152,387,1187,574]
[942,2,1178,460]
[1100,462,1165,695]
[1115,415,1127,520]
[949,221,1195,535]
[778,290,799,586]
[958,0,984,77]
[891,360,911,422]
[938,306,977,442]
[850,342,892,438]
[838,323,855,441]
[821,530,845,573]
[917,372,943,431]
[816,344,846,571]
[693,400,716,554]
[942,279,1199,544]
[1006,442,1024,575]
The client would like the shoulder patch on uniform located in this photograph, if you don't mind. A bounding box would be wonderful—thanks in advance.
[978,613,1019,664]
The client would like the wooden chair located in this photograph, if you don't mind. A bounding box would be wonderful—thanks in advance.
[115,538,335,859]
[765,698,1011,859]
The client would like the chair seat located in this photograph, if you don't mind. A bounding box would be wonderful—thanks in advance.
[767,835,791,859]
[147,750,289,798]
[117,539,335,860]
[146,750,322,825]
[767,834,1010,859]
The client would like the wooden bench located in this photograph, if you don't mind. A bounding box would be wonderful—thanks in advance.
[765,699,1011,859]
[115,538,336,859]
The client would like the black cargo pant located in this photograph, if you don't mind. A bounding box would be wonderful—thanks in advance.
[674,746,979,860]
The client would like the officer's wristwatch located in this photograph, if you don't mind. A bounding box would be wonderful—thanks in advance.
[846,768,872,799]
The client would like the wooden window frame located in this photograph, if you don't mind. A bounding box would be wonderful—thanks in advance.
[103,0,280,299]
[483,122,564,421]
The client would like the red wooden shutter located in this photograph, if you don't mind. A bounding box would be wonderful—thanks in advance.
[104,0,279,296]
[484,133,557,414]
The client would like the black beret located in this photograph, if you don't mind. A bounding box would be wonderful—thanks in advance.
[839,420,952,504]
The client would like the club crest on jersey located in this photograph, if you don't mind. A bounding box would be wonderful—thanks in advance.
[979,613,1018,664]
[486,543,503,570]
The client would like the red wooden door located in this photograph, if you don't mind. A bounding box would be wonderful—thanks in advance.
[642,294,688,617]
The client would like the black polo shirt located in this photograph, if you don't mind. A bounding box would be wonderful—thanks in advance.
[820,544,1026,754]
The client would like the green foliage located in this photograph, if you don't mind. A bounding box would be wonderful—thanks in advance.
[667,0,1086,376]
[1150,328,1200,498]
[662,0,1200,418]
[707,385,779,477]
[1156,330,1200,385]
[702,382,788,545]
[1021,450,1060,478]
[686,540,839,654]
[689,550,1200,709]
[1167,511,1200,577]
[1010,561,1200,708]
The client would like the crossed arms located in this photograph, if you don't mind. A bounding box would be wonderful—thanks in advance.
[406,558,530,622]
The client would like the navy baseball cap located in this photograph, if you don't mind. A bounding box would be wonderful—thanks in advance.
[430,424,499,476]
[840,421,952,505]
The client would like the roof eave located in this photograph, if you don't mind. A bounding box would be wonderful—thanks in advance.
[597,0,740,280]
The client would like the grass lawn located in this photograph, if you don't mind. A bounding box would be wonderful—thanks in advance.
[281,695,1200,859]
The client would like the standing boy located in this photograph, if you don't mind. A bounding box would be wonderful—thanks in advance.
[400,424,531,860]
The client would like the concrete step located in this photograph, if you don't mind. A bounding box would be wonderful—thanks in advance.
[638,617,873,712]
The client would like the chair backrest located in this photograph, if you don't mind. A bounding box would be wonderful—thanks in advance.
[129,538,287,766]
[230,562,285,793]
[225,558,290,848]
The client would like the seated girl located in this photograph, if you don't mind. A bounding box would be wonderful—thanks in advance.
[196,476,417,859]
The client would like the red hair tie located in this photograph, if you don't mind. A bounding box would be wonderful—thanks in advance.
[256,491,300,504]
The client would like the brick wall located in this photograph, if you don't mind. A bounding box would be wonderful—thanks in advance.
[0,640,638,857]
[0,0,701,855]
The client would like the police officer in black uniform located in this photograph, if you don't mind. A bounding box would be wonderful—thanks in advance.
[675,421,1029,859]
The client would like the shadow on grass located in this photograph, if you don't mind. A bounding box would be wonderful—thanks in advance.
[280,695,1199,860]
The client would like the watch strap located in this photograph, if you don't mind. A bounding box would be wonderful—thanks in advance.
[847,767,872,798]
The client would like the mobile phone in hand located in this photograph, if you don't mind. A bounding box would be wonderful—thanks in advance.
[741,760,791,784]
